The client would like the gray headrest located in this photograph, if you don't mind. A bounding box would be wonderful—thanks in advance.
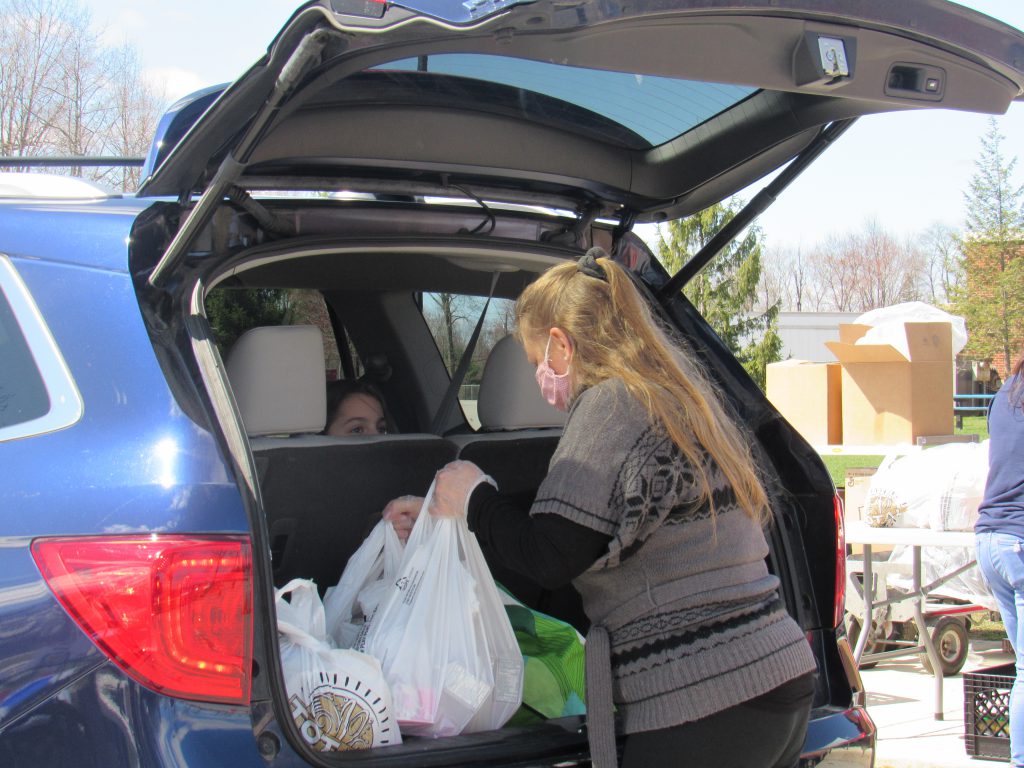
[226,325,326,437]
[478,335,567,429]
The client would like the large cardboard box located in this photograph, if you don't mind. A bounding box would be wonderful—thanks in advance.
[766,360,842,446]
[825,322,953,446]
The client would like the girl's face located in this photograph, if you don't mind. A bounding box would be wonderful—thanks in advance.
[326,393,387,436]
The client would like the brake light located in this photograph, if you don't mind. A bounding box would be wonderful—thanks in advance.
[834,493,846,629]
[32,535,252,705]
[331,0,387,19]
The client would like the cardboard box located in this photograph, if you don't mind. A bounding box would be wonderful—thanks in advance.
[825,322,953,446]
[766,360,842,446]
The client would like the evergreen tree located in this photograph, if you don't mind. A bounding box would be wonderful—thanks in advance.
[206,288,290,355]
[657,200,782,388]
[950,118,1024,374]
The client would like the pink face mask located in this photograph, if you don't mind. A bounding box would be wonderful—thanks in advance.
[535,337,572,411]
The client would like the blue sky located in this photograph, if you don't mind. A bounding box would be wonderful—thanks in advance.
[82,0,1024,251]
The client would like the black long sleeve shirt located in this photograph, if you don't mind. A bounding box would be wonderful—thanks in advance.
[467,482,611,590]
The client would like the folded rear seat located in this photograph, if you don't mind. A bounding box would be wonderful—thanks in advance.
[451,336,586,629]
[227,325,456,591]
[450,335,566,505]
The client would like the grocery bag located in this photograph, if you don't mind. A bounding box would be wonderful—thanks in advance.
[324,519,404,650]
[363,483,524,737]
[276,579,402,751]
[499,588,587,725]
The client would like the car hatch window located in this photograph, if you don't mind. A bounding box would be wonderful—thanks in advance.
[373,54,757,149]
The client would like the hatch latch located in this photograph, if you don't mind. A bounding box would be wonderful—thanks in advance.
[794,32,856,88]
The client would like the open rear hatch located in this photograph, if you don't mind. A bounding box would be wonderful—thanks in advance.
[127,1,1024,765]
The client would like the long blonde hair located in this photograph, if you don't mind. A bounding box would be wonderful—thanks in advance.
[516,255,770,524]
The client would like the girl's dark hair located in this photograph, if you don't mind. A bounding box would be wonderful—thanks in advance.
[324,379,389,434]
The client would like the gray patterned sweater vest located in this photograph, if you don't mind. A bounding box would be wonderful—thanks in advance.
[530,378,815,760]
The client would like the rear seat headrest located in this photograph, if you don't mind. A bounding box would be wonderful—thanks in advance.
[226,325,327,437]
[478,335,568,430]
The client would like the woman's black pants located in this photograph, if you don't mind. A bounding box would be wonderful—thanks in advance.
[621,672,815,768]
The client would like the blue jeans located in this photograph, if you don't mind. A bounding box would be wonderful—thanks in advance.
[977,531,1024,767]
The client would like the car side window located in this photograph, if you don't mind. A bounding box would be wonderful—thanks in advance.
[420,292,516,429]
[0,256,82,441]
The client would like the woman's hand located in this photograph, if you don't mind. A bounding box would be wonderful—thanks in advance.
[430,460,488,518]
[382,495,423,543]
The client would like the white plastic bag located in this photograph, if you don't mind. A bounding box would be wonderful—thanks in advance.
[324,520,404,650]
[363,483,524,738]
[854,301,967,358]
[864,443,990,530]
[886,544,996,610]
[276,579,402,751]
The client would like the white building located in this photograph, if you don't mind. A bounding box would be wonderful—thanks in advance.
[777,311,859,362]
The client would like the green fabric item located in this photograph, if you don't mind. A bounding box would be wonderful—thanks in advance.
[501,596,587,725]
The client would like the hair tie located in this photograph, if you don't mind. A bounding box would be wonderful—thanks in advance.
[577,247,608,280]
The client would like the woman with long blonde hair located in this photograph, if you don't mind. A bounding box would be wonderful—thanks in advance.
[384,249,815,767]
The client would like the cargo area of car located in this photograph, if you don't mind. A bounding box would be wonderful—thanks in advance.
[160,199,852,764]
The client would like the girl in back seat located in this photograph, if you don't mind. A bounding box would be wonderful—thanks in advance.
[324,380,389,436]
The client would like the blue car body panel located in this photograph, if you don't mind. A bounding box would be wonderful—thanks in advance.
[0,201,253,759]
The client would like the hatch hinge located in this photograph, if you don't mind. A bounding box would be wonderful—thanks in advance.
[147,27,336,290]
[540,200,601,249]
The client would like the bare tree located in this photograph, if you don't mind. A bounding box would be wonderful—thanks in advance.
[762,245,818,311]
[805,222,926,312]
[810,234,861,311]
[851,220,924,309]
[0,0,165,190]
[0,0,78,157]
[49,18,109,170]
[100,44,166,190]
[920,222,962,306]
[756,245,785,313]
[429,293,471,374]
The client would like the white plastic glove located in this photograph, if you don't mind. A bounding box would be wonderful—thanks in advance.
[430,460,497,519]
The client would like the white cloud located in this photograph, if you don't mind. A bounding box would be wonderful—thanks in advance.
[93,7,147,48]
[145,67,209,105]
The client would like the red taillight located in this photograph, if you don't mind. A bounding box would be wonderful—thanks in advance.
[834,493,846,629]
[31,535,253,705]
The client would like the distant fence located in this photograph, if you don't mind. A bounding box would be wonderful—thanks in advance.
[954,394,994,428]
[459,384,480,401]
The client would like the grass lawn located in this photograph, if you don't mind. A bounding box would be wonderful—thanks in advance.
[819,414,989,488]
[956,414,989,441]
[821,455,883,488]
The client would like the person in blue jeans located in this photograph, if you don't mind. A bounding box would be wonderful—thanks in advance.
[976,345,1024,768]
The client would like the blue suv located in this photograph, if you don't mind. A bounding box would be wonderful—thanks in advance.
[2,1,1022,765]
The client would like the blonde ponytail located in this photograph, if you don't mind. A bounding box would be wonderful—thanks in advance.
[516,256,770,524]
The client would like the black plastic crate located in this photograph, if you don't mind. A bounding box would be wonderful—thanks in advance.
[964,663,1014,762]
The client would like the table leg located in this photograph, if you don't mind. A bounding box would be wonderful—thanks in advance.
[853,544,873,662]
[913,544,945,720]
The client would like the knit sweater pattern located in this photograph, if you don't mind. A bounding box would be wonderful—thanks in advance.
[532,378,816,734]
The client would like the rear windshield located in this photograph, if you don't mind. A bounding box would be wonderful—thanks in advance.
[371,54,757,149]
